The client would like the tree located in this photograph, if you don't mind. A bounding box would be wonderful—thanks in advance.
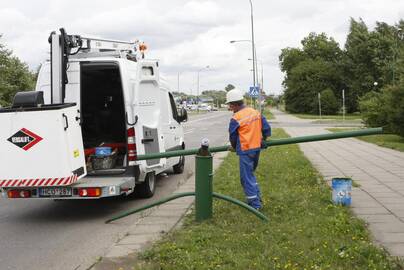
[224,84,235,92]
[283,58,341,113]
[0,36,35,107]
[201,90,227,105]
[280,32,343,113]
[342,18,380,112]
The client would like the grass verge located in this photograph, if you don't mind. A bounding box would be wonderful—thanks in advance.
[135,129,402,269]
[328,128,404,152]
[264,108,275,120]
[293,113,362,120]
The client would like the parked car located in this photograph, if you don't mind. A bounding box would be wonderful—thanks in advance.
[198,104,212,112]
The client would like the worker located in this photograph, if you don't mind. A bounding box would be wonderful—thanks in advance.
[226,89,271,210]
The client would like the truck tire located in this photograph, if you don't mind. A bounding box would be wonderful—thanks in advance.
[136,172,156,198]
[173,156,185,174]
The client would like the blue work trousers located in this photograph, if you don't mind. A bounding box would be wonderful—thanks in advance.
[239,151,261,209]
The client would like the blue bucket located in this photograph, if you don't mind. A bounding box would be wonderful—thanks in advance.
[95,147,112,156]
[332,178,352,206]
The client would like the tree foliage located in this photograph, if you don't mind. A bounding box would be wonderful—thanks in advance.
[280,32,343,113]
[280,18,404,118]
[201,90,226,105]
[0,37,35,107]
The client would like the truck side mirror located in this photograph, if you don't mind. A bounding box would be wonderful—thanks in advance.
[177,108,188,122]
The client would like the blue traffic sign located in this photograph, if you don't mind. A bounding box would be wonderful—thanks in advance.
[249,86,259,97]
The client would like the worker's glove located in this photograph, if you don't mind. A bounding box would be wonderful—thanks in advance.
[261,140,269,149]
[228,146,236,152]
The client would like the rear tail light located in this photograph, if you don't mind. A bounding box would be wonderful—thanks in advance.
[7,189,31,198]
[78,188,101,197]
[127,127,137,164]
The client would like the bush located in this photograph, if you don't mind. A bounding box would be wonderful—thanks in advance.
[359,91,388,127]
[385,84,404,136]
[319,88,339,114]
[359,83,404,136]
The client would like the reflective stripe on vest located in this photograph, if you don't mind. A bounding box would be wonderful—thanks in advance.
[232,107,262,151]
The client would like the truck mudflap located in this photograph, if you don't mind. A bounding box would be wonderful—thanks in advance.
[0,103,87,187]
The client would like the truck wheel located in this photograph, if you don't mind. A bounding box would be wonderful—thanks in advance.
[173,156,185,174]
[136,172,156,198]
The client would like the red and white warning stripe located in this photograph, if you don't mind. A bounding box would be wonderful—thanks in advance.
[0,175,78,187]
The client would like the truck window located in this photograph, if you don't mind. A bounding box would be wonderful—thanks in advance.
[168,93,178,120]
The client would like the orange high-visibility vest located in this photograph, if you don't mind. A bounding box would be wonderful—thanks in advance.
[232,107,262,151]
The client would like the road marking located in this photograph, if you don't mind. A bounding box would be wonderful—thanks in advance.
[184,128,195,135]
[185,112,230,125]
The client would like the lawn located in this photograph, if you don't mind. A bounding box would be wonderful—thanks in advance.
[133,129,402,269]
[328,128,404,152]
[263,108,275,120]
[293,113,362,121]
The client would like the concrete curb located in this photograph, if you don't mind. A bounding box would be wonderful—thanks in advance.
[92,151,229,269]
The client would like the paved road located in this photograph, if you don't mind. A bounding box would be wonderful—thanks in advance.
[0,111,231,270]
[273,109,404,257]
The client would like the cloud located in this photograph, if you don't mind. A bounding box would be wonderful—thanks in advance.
[0,0,403,94]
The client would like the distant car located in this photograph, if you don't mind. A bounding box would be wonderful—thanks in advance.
[199,104,212,112]
[187,104,198,110]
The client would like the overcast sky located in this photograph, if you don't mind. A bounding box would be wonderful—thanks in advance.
[0,0,403,95]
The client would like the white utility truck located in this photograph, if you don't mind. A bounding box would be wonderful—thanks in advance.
[0,28,187,199]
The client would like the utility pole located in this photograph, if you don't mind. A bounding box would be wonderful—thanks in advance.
[318,92,322,119]
[342,89,345,122]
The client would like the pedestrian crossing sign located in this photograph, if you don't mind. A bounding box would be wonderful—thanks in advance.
[249,86,259,97]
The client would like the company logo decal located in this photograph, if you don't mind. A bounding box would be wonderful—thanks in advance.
[7,128,43,151]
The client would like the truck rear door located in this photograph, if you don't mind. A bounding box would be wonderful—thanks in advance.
[0,104,86,188]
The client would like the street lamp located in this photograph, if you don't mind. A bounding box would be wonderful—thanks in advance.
[197,65,210,112]
[228,0,259,112]
[248,0,258,105]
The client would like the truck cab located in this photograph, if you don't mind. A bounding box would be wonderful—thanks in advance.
[0,28,187,199]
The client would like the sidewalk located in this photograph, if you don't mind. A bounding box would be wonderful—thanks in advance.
[92,151,228,269]
[272,109,404,256]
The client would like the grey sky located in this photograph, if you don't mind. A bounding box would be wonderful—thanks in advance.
[0,0,403,95]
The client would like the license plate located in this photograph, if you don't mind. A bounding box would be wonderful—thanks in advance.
[39,187,72,197]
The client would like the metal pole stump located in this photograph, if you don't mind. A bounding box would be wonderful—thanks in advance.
[195,139,213,222]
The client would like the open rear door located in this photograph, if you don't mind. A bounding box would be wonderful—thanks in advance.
[0,104,86,188]
[135,61,166,169]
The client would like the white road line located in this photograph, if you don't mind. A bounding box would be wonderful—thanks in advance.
[184,128,195,135]
[185,112,230,125]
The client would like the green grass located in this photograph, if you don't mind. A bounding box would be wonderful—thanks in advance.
[187,110,209,115]
[134,129,402,270]
[293,113,362,120]
[263,108,275,120]
[328,128,404,152]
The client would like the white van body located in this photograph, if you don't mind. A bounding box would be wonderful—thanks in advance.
[0,30,186,199]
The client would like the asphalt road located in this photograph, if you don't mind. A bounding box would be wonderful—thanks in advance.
[0,111,232,270]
